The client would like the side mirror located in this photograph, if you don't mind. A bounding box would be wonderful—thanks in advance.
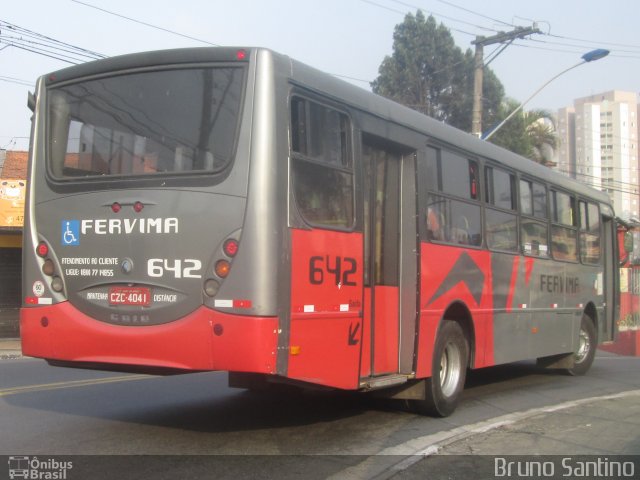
[28,91,36,112]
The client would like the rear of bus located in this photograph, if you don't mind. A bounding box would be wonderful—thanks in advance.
[21,48,285,374]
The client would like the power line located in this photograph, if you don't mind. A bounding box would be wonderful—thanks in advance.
[546,32,640,51]
[0,75,33,87]
[557,169,640,197]
[0,19,106,64]
[71,0,219,47]
[388,0,500,33]
[434,0,515,28]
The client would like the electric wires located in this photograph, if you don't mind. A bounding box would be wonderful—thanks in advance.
[0,19,107,65]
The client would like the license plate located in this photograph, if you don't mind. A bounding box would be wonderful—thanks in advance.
[109,287,151,306]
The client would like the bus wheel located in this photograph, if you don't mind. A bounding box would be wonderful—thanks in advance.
[415,320,468,417]
[567,315,597,376]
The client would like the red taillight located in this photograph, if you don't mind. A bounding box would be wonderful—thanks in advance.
[111,202,122,213]
[223,239,239,257]
[236,49,247,60]
[134,201,144,213]
[36,242,49,257]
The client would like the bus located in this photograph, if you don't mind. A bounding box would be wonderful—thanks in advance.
[21,47,618,416]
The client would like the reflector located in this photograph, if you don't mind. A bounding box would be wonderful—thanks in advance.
[204,279,220,297]
[42,259,55,276]
[51,276,63,292]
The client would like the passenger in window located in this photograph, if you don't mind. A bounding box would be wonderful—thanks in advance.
[427,206,444,241]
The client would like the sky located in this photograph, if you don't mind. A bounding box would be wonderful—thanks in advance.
[1,0,639,151]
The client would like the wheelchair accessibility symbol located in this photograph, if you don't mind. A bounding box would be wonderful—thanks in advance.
[61,220,80,246]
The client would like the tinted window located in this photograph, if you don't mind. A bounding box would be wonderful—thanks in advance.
[552,226,578,261]
[427,194,481,247]
[291,97,353,229]
[292,98,349,167]
[579,201,601,264]
[486,167,515,210]
[520,179,547,218]
[486,209,517,252]
[552,190,575,226]
[49,68,245,178]
[292,162,354,227]
[533,182,547,218]
[441,151,479,201]
[522,219,549,257]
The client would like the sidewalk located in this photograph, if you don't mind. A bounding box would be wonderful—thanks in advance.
[0,337,21,359]
[391,390,640,479]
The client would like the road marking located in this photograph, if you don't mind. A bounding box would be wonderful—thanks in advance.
[329,389,640,480]
[0,374,152,397]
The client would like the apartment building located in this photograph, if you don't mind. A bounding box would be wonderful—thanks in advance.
[556,91,639,221]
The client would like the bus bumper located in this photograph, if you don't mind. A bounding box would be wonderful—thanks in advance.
[20,302,278,374]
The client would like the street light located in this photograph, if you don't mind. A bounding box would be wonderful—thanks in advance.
[482,48,610,140]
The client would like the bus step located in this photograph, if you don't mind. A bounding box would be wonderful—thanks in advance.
[362,374,411,391]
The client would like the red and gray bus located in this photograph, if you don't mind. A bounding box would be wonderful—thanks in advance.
[21,47,618,416]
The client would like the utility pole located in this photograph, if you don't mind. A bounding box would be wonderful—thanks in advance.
[471,25,541,137]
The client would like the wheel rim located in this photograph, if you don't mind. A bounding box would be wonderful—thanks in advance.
[575,327,591,364]
[440,341,462,397]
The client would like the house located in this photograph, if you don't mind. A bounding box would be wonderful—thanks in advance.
[0,150,28,337]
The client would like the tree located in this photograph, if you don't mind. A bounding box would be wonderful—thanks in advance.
[487,100,558,164]
[526,113,558,166]
[372,11,504,132]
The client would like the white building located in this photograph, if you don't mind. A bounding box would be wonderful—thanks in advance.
[556,91,639,221]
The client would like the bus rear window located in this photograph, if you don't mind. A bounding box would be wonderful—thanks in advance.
[47,67,245,179]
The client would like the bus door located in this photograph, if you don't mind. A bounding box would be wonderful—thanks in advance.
[361,135,413,377]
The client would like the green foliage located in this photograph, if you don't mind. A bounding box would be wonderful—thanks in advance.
[371,11,504,132]
[372,10,559,163]
[487,100,558,164]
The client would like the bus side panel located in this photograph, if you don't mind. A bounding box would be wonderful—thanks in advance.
[416,243,495,378]
[21,303,278,373]
[288,228,363,390]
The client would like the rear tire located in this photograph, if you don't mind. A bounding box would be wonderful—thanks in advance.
[567,315,597,376]
[414,320,468,417]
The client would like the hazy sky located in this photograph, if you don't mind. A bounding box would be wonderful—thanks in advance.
[2,0,639,151]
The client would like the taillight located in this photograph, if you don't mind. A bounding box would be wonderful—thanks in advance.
[223,239,239,257]
[36,241,49,257]
[204,232,241,297]
[215,260,231,278]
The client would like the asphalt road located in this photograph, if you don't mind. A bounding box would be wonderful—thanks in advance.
[1,352,639,479]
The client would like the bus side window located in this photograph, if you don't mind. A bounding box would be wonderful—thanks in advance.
[485,166,517,252]
[580,200,601,264]
[551,189,578,262]
[520,179,549,257]
[290,97,354,229]
[420,147,480,246]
